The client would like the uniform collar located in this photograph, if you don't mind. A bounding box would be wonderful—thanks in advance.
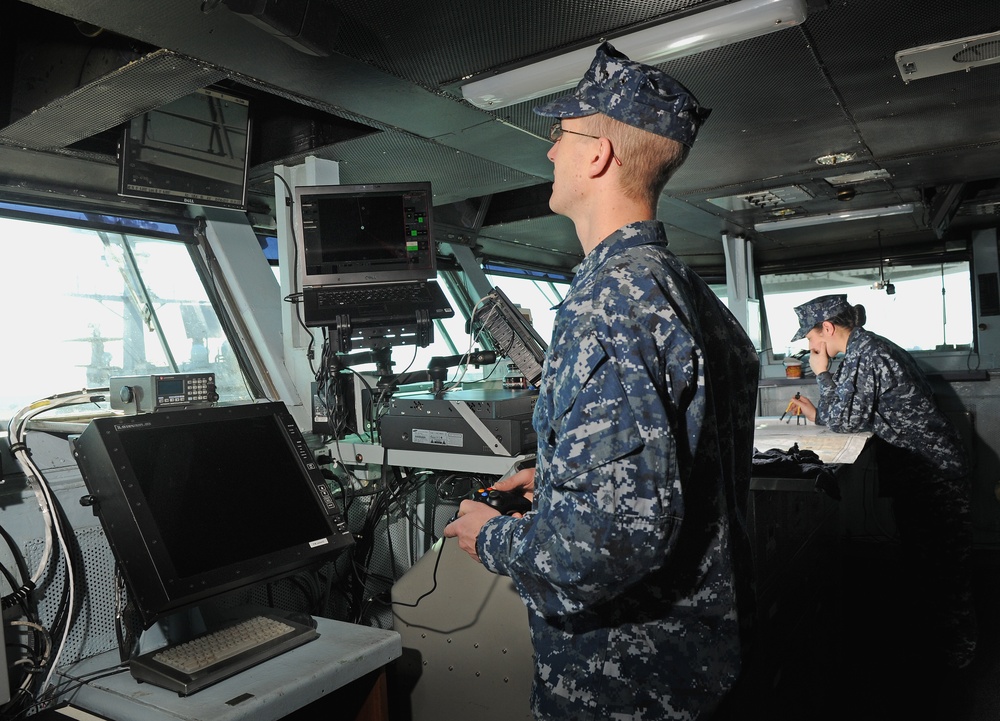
[845,325,866,353]
[576,220,667,284]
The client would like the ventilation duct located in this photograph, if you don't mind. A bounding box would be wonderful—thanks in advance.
[895,30,1000,82]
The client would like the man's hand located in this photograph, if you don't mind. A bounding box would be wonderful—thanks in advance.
[442,467,535,563]
[443,500,500,563]
[491,466,536,498]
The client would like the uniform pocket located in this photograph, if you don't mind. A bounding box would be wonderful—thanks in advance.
[547,356,642,490]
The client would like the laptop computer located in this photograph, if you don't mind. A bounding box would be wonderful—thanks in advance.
[294,182,454,336]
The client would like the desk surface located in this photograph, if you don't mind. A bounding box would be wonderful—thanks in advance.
[753,417,872,465]
[57,617,401,721]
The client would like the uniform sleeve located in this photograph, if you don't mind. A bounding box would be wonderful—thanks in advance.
[815,349,893,432]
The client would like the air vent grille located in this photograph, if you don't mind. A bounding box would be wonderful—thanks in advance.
[953,39,1000,63]
[707,186,813,212]
[895,30,1000,82]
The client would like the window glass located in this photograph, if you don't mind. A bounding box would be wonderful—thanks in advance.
[761,261,973,356]
[274,258,472,386]
[0,214,253,423]
[382,279,474,383]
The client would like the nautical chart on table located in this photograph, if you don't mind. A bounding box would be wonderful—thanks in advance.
[753,419,872,465]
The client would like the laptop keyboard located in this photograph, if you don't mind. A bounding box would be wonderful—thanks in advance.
[315,283,431,308]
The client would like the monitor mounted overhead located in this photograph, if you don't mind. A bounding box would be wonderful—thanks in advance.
[118,87,251,211]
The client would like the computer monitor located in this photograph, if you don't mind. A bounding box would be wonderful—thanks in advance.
[294,181,438,288]
[73,401,354,629]
[118,86,251,211]
[291,182,454,350]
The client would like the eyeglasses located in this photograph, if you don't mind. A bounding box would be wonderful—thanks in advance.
[549,122,601,143]
[548,122,623,166]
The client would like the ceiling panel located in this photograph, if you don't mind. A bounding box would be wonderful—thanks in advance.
[1,0,998,276]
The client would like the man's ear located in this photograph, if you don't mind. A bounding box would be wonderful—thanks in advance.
[588,138,617,178]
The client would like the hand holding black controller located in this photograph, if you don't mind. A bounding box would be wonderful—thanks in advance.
[474,487,532,516]
[474,454,535,516]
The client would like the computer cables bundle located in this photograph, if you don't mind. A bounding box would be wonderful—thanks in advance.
[3,389,107,710]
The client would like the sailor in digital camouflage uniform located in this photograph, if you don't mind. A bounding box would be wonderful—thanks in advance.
[445,42,759,720]
[787,294,976,669]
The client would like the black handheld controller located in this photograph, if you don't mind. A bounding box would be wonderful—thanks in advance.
[475,488,532,516]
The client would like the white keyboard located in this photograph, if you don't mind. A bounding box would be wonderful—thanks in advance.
[130,613,319,696]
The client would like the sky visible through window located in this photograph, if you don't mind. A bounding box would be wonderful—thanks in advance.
[763,263,972,356]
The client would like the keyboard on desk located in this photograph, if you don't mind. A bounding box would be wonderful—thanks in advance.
[130,613,319,696]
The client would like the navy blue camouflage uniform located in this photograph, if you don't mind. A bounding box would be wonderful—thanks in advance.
[478,220,759,720]
[813,326,968,479]
[808,321,976,667]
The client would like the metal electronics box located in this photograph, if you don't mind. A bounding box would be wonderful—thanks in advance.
[380,388,537,456]
[110,373,217,415]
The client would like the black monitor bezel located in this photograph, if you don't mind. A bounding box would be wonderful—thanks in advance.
[74,401,353,628]
[118,86,251,211]
[293,181,437,288]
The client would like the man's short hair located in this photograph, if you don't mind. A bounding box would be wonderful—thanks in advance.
[584,114,689,206]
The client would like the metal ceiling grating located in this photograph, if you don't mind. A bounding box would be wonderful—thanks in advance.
[249,131,543,207]
[0,49,227,151]
[806,0,1000,157]
[329,0,710,88]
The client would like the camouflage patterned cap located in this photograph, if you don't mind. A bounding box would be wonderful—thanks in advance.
[791,294,853,342]
[533,41,711,146]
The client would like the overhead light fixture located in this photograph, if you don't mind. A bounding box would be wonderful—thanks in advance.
[460,0,808,110]
[824,168,891,185]
[754,203,917,231]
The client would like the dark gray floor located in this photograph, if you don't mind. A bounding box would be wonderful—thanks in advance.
[755,545,1000,721]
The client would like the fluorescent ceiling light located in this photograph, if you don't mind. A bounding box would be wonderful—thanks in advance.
[461,0,808,110]
[824,169,892,185]
[754,203,917,231]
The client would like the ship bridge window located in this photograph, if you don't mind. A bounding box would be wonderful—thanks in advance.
[761,260,973,358]
[379,277,471,383]
[0,210,255,425]
[261,246,568,388]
